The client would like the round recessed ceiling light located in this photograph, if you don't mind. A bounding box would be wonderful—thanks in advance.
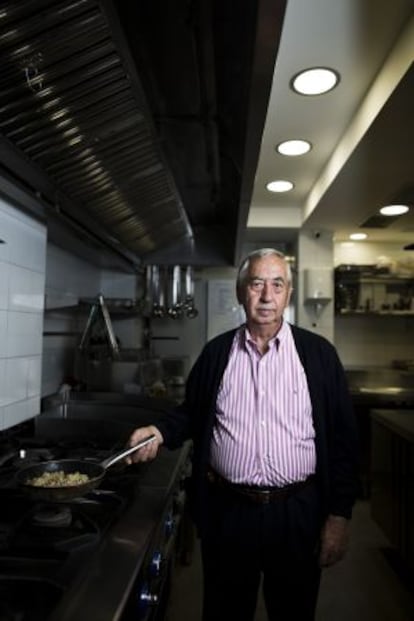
[291,67,339,95]
[379,204,409,216]
[349,233,367,241]
[266,180,294,193]
[276,139,312,156]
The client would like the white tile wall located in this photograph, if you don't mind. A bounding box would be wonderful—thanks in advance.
[0,359,5,404]
[6,312,43,357]
[3,396,40,429]
[0,311,7,353]
[0,262,8,309]
[2,207,46,272]
[28,356,43,397]
[4,357,29,402]
[8,265,45,312]
[0,198,46,430]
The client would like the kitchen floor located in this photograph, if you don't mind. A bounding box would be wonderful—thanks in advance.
[165,500,414,620]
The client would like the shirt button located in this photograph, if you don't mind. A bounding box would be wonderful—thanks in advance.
[261,420,265,426]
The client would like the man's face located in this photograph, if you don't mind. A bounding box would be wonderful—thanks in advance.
[237,255,292,331]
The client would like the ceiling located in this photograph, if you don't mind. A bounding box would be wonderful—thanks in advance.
[249,0,414,249]
[0,0,286,268]
[0,0,413,270]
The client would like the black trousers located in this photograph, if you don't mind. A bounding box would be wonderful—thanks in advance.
[200,480,322,621]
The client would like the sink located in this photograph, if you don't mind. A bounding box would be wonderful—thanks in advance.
[42,391,173,412]
[40,392,174,429]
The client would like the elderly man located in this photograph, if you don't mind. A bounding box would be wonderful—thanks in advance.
[127,248,359,621]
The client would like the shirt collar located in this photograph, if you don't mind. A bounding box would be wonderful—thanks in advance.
[240,318,289,352]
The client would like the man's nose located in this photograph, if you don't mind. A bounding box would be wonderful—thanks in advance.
[260,282,272,300]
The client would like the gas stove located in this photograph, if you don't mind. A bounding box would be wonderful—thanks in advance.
[0,416,191,621]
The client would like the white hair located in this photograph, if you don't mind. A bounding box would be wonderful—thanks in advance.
[236,248,292,288]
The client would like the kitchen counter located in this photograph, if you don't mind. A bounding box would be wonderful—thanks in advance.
[346,369,414,407]
[49,443,191,621]
[0,394,192,621]
[370,408,414,576]
[345,371,414,498]
[370,408,414,444]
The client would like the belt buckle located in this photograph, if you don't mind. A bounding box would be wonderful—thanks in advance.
[261,490,271,504]
[248,489,271,504]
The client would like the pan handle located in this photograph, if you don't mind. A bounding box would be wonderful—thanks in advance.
[101,434,157,469]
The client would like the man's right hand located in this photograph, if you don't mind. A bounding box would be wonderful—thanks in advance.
[126,425,164,464]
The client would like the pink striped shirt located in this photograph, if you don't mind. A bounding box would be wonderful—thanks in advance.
[209,321,316,486]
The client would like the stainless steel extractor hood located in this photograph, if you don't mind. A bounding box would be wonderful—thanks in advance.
[0,0,286,268]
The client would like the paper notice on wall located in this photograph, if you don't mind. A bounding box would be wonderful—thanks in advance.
[207,280,245,341]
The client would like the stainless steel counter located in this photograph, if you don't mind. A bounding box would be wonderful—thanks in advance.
[48,444,190,621]
[345,370,414,498]
[370,407,414,574]
[34,392,191,621]
[370,408,414,444]
[346,369,414,407]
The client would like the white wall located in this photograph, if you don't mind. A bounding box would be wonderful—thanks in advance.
[0,198,46,430]
[335,315,413,368]
[297,230,334,343]
[334,240,414,268]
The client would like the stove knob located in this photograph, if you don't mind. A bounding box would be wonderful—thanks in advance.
[164,511,175,538]
[149,550,163,577]
[138,583,159,612]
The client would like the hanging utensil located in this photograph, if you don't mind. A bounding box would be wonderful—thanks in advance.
[168,265,183,318]
[151,265,166,318]
[184,266,198,318]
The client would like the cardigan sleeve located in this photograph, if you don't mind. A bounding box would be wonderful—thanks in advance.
[154,329,237,450]
[291,325,360,519]
[326,344,360,517]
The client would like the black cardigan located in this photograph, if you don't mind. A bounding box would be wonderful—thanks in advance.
[156,324,359,532]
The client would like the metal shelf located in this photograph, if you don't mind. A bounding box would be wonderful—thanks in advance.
[336,310,414,317]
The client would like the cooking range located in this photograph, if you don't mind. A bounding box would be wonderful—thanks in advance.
[0,415,190,621]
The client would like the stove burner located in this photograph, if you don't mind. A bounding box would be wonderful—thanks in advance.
[0,420,147,620]
[0,577,62,621]
[32,505,72,528]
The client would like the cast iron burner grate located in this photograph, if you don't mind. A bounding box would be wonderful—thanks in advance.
[0,577,63,621]
[32,504,73,527]
[0,487,129,558]
[15,504,101,553]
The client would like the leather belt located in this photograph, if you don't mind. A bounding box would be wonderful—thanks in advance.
[206,467,314,504]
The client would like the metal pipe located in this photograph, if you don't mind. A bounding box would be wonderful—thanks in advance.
[98,295,120,359]
[78,303,99,351]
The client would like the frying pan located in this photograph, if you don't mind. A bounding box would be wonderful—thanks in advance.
[15,434,156,502]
